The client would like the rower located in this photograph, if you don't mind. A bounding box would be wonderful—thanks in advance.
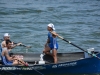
[1,33,22,51]
[43,23,58,63]
[1,40,28,66]
[0,33,23,59]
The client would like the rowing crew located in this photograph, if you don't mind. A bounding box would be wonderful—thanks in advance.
[0,33,28,66]
[1,40,28,66]
[0,23,58,66]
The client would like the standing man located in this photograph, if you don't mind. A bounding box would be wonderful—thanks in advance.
[43,23,58,63]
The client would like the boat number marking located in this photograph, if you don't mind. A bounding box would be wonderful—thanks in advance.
[52,62,77,68]
[0,66,46,70]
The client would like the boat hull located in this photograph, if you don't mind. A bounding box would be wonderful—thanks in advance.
[0,53,100,75]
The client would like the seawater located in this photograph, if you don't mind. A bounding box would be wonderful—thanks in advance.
[0,0,100,53]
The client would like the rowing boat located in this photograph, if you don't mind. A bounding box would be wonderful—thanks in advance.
[0,51,100,75]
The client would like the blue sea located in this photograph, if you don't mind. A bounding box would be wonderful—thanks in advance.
[0,0,100,53]
[0,0,100,75]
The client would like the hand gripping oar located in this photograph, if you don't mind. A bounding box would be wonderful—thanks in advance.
[50,31,100,60]
[20,44,31,48]
[13,43,31,48]
[16,59,44,75]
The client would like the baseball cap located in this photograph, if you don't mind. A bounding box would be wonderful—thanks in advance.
[4,33,10,37]
[48,23,55,30]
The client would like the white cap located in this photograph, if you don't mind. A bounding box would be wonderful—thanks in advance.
[4,33,10,37]
[48,23,55,30]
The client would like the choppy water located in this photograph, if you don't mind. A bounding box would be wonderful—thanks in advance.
[0,0,100,53]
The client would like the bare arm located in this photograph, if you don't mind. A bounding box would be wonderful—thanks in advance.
[11,42,22,49]
[4,50,13,61]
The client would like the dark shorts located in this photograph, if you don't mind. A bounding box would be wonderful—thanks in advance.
[6,61,13,65]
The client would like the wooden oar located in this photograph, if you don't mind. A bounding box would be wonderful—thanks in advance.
[50,31,100,60]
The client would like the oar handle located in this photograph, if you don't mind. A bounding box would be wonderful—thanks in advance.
[13,42,31,48]
[19,44,31,48]
[14,59,28,66]
[57,35,64,40]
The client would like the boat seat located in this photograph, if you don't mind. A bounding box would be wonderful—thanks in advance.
[0,60,2,65]
[9,53,54,63]
[0,52,54,65]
